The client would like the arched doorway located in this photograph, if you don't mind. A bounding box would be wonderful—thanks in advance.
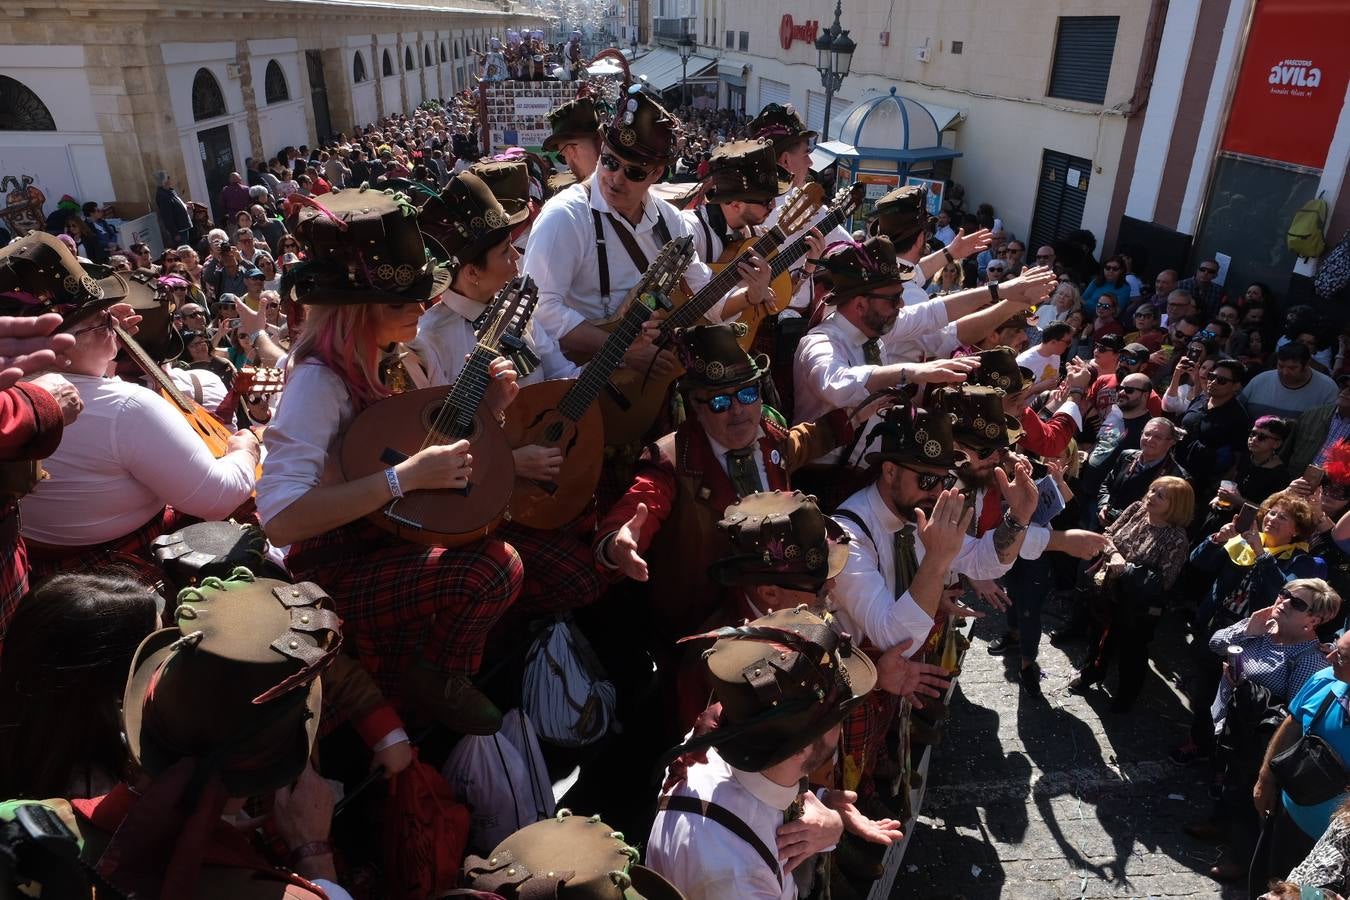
[191,68,235,225]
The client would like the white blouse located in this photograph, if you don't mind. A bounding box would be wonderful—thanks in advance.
[256,360,351,529]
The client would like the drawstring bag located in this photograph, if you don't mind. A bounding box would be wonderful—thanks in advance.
[383,750,471,900]
[522,617,617,748]
[441,709,554,853]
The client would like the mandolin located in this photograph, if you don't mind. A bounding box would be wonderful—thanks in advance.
[113,321,239,463]
[596,185,824,446]
[712,183,864,352]
[213,366,286,426]
[505,237,696,530]
[339,275,539,547]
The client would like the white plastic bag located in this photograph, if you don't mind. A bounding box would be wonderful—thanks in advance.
[522,617,617,748]
[440,709,552,853]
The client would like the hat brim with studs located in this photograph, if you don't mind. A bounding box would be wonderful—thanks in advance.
[286,186,451,306]
[812,235,914,305]
[419,170,528,271]
[0,232,128,329]
[930,385,1022,451]
[863,404,968,469]
[702,139,793,205]
[972,346,1034,394]
[708,491,851,591]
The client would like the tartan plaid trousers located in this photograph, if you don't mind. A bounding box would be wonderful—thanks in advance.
[288,520,523,697]
[840,688,901,795]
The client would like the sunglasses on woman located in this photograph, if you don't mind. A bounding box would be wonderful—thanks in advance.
[697,383,760,413]
[899,465,958,491]
[599,152,656,183]
[1277,588,1311,613]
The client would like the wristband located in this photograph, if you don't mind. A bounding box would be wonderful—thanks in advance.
[384,466,404,499]
[942,247,956,265]
[1002,509,1028,531]
[288,841,333,868]
[594,534,621,571]
[987,282,1000,303]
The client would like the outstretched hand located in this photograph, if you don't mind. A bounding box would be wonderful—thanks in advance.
[0,313,75,389]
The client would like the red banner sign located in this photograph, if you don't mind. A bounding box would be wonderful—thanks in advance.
[1220,0,1350,170]
[779,14,819,51]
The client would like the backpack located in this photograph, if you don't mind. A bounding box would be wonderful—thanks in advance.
[1288,195,1328,259]
[521,616,617,748]
[1315,230,1350,300]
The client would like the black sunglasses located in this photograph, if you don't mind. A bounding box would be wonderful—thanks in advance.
[968,445,1001,460]
[1118,386,1146,395]
[1200,267,1219,275]
[1208,374,1236,385]
[900,464,958,491]
[1277,588,1311,613]
[599,152,656,182]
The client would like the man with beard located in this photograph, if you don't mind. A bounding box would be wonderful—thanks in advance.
[1078,372,1158,525]
[648,606,878,900]
[680,139,808,266]
[1083,334,1163,433]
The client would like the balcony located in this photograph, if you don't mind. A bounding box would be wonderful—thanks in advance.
[652,17,689,44]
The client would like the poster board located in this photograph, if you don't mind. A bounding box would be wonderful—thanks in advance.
[480,81,578,153]
[903,176,944,217]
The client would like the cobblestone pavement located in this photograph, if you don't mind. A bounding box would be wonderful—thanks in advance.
[897,598,1247,899]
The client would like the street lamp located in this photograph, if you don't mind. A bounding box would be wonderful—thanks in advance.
[814,0,855,141]
[678,31,695,109]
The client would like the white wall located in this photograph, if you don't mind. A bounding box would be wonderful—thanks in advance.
[160,42,252,209]
[248,40,308,162]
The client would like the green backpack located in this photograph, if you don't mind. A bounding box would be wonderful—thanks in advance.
[1288,196,1328,259]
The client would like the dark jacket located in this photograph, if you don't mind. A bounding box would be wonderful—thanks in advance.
[1097,449,1190,527]
[1190,536,1327,635]
[1282,402,1337,478]
[156,185,191,245]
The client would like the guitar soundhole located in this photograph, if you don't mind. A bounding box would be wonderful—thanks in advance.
[421,402,477,443]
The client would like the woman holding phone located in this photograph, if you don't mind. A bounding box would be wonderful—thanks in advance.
[1173,491,1328,765]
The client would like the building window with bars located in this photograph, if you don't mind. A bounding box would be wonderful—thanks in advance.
[1047,16,1119,104]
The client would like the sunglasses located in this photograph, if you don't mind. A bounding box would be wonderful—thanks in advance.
[1103,264,1121,271]
[697,383,760,413]
[1249,430,1277,441]
[968,445,1001,460]
[1208,374,1235,386]
[1120,355,1142,365]
[900,465,958,491]
[1277,589,1311,613]
[1097,303,1116,310]
[1134,311,1155,318]
[1118,386,1146,395]
[599,152,656,182]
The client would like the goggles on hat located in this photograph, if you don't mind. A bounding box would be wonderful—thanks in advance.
[698,383,761,413]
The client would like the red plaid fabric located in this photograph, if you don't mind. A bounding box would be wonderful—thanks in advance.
[287,520,523,697]
[0,504,27,652]
[493,520,604,624]
[24,507,195,587]
[840,688,901,796]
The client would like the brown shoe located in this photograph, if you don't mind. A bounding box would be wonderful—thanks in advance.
[1184,819,1223,842]
[403,667,503,735]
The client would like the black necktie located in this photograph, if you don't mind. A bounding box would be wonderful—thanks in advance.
[894,524,918,595]
[863,339,882,366]
[726,448,764,498]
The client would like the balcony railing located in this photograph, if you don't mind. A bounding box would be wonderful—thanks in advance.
[652,17,689,43]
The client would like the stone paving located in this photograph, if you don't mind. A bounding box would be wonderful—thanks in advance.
[896,599,1247,899]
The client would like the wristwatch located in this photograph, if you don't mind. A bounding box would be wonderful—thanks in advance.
[942,247,956,265]
[249,328,270,346]
[987,282,1001,303]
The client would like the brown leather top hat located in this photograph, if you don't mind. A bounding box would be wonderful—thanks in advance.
[867,184,930,245]
[122,568,342,796]
[930,385,1022,451]
[151,521,288,592]
[811,235,913,305]
[973,346,1034,394]
[674,607,876,771]
[0,231,128,328]
[702,139,791,205]
[470,159,531,217]
[675,322,767,391]
[543,95,602,153]
[862,403,966,469]
[708,491,851,591]
[749,102,816,151]
[464,809,685,900]
[285,185,451,305]
[604,84,682,165]
[419,170,529,270]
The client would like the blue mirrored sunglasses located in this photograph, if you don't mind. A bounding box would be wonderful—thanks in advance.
[699,384,760,413]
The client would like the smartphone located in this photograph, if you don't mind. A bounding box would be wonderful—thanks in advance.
[1236,502,1260,533]
[1305,464,1326,489]
[1185,343,1204,361]
[229,318,241,329]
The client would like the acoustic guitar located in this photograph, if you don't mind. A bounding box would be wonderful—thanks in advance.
[712,183,865,352]
[339,275,539,547]
[596,185,824,446]
[505,237,697,530]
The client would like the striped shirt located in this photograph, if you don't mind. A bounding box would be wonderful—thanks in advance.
[1207,617,1328,730]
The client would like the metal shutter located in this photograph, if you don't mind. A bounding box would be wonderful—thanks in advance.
[806,91,852,136]
[1048,16,1119,104]
[1028,149,1092,252]
[758,78,790,114]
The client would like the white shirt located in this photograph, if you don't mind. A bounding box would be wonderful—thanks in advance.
[167,366,228,410]
[1017,345,1061,384]
[886,319,961,364]
[522,181,720,343]
[792,305,950,463]
[257,360,351,528]
[20,374,255,545]
[648,746,797,900]
[408,288,576,388]
[934,224,957,245]
[830,482,1016,652]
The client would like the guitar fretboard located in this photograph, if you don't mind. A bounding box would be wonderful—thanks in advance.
[664,227,786,333]
[769,205,850,280]
[112,323,194,413]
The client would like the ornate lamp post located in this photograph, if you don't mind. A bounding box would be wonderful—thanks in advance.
[814,0,855,141]
[678,31,695,108]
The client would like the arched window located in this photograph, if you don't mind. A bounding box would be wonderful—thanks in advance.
[0,76,55,130]
[440,42,447,63]
[382,49,394,76]
[454,39,461,59]
[353,51,368,83]
[404,47,415,70]
[263,60,289,104]
[423,45,432,67]
[191,68,227,122]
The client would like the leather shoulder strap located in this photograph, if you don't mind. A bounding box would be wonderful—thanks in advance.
[657,794,782,887]
[583,180,611,309]
[832,507,875,545]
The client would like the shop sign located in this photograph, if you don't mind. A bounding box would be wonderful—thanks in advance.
[904,176,945,217]
[1220,0,1350,170]
[779,15,819,51]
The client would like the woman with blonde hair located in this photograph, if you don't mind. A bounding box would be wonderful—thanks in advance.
[1069,476,1193,711]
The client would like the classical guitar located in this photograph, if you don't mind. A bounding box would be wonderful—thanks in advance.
[597,186,824,445]
[213,366,286,426]
[713,183,865,352]
[112,322,238,462]
[505,236,697,530]
[339,275,539,547]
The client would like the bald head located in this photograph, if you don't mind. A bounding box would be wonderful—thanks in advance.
[1118,373,1152,412]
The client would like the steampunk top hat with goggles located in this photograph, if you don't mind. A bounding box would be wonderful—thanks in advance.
[701,139,792,206]
[418,170,529,272]
[973,346,1035,394]
[666,606,876,772]
[708,491,851,592]
[0,232,129,330]
[675,322,768,393]
[748,102,816,154]
[929,384,1023,451]
[603,84,682,166]
[285,185,452,305]
[862,403,967,470]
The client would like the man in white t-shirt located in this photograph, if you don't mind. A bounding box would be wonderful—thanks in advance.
[1018,321,1072,392]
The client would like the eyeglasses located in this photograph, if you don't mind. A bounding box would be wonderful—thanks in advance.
[863,291,903,307]
[1199,267,1219,275]
[1277,589,1311,613]
[1134,311,1155,318]
[68,311,113,337]
[1103,264,1121,271]
[1120,355,1142,365]
[900,464,958,491]
[599,152,656,182]
[1118,386,1146,395]
[1208,374,1236,386]
[1195,329,1217,341]
[697,383,760,413]
[1097,303,1115,310]
[968,445,1000,460]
